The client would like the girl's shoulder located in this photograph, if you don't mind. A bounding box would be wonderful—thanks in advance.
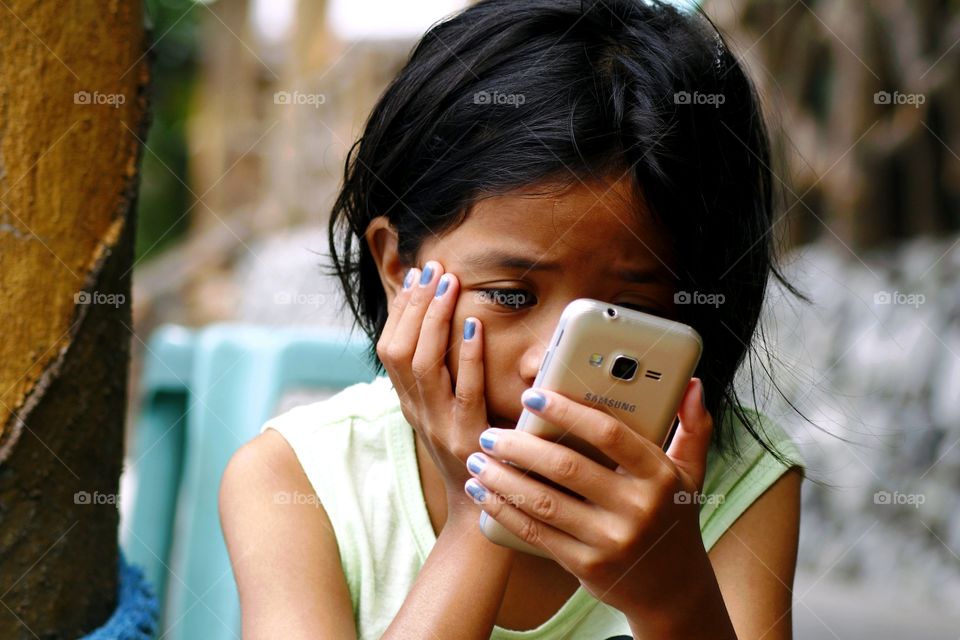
[698,407,805,551]
[258,374,401,439]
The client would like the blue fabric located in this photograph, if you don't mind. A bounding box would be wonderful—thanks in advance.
[79,548,159,639]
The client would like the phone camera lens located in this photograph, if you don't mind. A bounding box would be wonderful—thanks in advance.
[606,307,617,318]
[611,355,638,381]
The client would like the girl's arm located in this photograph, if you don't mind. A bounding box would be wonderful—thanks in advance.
[706,466,803,640]
[219,428,358,640]
[381,510,515,639]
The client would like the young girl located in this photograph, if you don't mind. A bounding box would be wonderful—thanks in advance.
[220,1,806,638]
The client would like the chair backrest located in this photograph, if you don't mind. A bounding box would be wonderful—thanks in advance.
[121,323,377,640]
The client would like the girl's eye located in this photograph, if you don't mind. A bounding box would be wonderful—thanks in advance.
[475,288,536,310]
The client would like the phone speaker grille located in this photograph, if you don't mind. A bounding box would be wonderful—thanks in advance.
[644,369,662,380]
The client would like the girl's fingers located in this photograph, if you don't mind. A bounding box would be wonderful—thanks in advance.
[385,260,444,390]
[410,271,459,402]
[665,378,713,491]
[453,316,487,440]
[378,266,418,348]
[465,480,588,567]
[474,428,618,510]
[464,451,606,545]
[519,388,671,480]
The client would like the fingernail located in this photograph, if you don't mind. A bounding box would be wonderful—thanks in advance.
[434,274,450,297]
[467,452,487,474]
[479,510,489,527]
[402,269,415,290]
[419,262,435,285]
[463,318,476,340]
[465,478,487,502]
[479,429,497,451]
[521,389,546,411]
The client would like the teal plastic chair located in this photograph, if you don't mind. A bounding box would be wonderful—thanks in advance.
[122,323,377,640]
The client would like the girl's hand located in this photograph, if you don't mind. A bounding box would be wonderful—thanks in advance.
[377,259,490,524]
[463,378,715,619]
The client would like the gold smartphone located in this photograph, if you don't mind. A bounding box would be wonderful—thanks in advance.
[479,298,703,558]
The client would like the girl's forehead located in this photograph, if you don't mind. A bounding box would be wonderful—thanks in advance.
[466,178,658,243]
[421,175,673,274]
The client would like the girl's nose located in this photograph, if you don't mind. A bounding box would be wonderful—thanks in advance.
[519,348,545,387]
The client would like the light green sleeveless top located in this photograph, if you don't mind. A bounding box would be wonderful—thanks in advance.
[261,374,804,639]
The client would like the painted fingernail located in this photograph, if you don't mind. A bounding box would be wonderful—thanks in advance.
[479,429,497,451]
[463,318,476,340]
[419,262,435,285]
[521,389,546,411]
[467,452,487,474]
[479,510,489,527]
[434,274,450,298]
[465,478,487,502]
[402,269,415,290]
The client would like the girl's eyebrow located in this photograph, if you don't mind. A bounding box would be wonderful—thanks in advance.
[462,249,669,285]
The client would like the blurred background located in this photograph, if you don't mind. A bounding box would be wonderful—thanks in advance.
[65,0,960,637]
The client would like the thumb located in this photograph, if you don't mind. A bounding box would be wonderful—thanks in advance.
[665,378,713,491]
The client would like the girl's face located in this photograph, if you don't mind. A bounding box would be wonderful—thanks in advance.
[375,174,678,430]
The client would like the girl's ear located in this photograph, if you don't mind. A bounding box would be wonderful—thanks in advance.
[364,215,406,304]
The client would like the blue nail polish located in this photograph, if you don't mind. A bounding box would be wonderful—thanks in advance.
[402,269,414,290]
[522,390,546,411]
[434,275,449,297]
[467,453,486,474]
[479,429,497,451]
[466,479,487,502]
[419,263,434,285]
[463,318,476,340]
[479,511,489,527]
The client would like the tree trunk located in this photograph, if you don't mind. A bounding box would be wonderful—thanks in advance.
[0,1,148,637]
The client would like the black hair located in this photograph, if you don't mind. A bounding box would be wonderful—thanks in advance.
[326,0,808,465]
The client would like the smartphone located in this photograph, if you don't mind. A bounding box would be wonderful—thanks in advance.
[479,298,703,558]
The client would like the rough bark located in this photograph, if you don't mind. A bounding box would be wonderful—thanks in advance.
[0,0,148,637]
